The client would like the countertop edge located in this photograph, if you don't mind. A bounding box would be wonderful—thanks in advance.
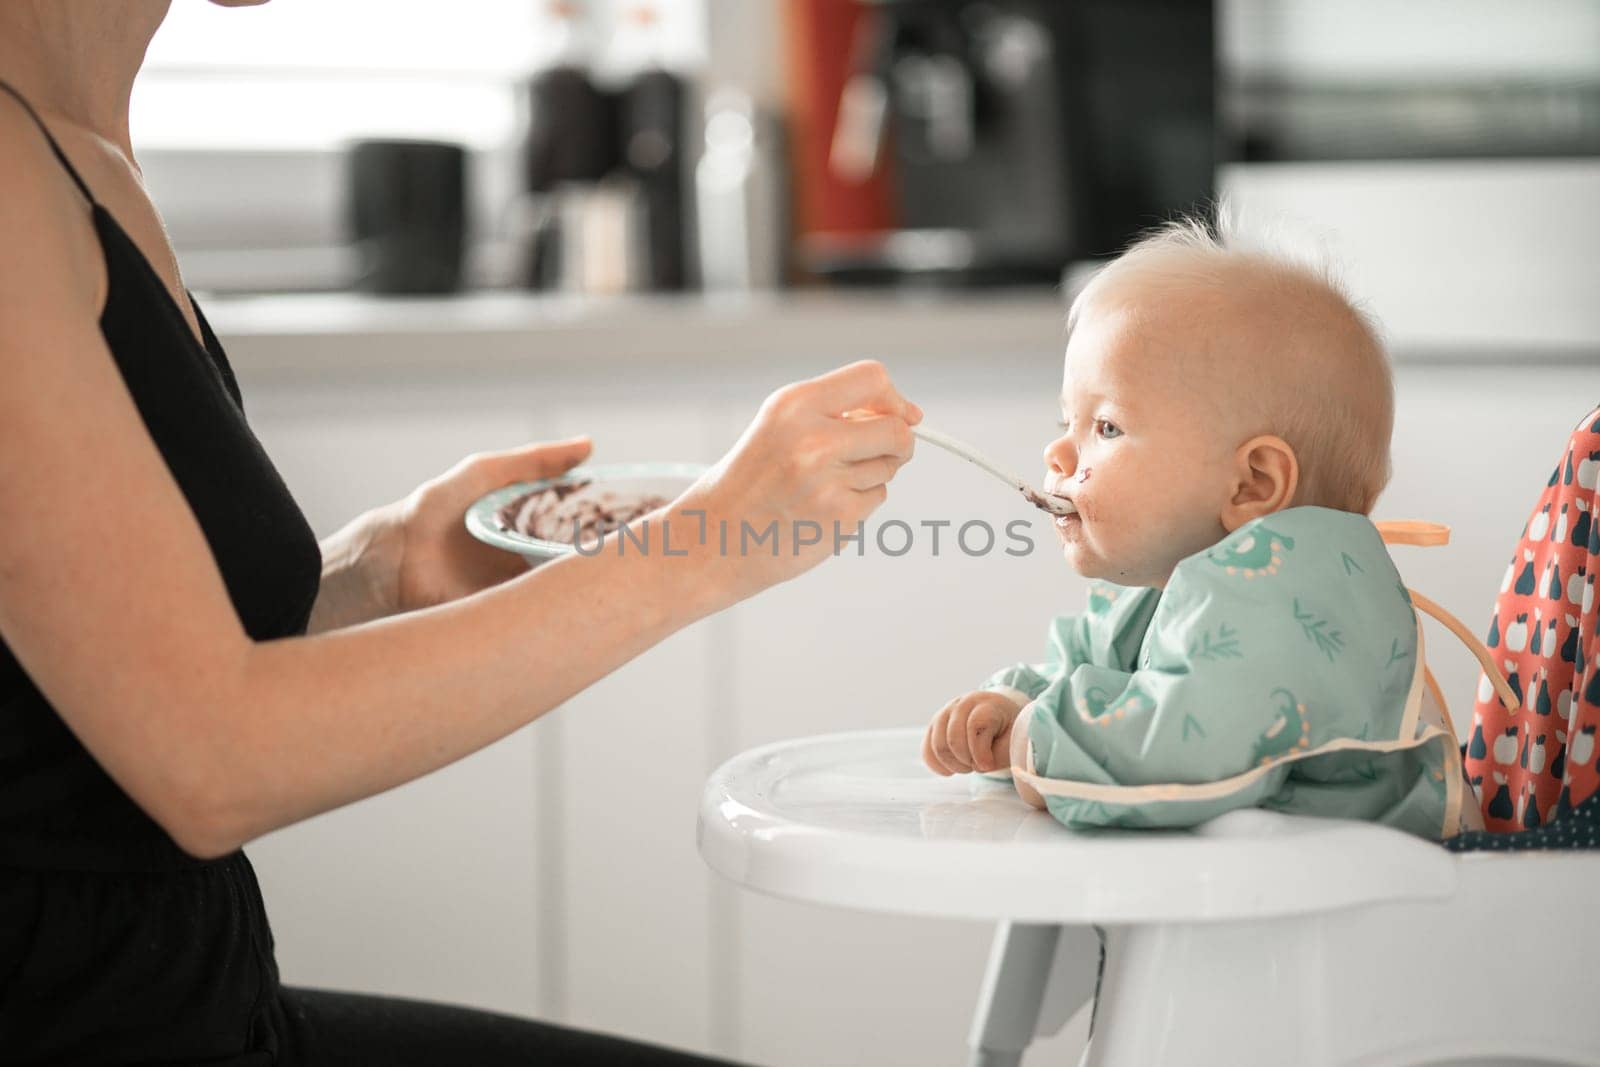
[202,291,1600,380]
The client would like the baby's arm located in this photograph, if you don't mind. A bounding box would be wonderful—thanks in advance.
[923,586,1158,776]
[923,612,1087,775]
[1024,659,1267,788]
[980,611,1090,707]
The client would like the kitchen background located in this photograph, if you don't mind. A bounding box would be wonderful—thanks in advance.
[133,1,1598,1064]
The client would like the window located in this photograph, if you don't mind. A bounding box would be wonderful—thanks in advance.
[134,0,706,291]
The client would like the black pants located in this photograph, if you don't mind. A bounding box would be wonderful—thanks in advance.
[3,852,741,1065]
[273,987,740,1067]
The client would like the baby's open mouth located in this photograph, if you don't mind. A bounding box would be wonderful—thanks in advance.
[1047,485,1079,530]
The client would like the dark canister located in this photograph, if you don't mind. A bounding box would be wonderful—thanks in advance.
[345,139,468,294]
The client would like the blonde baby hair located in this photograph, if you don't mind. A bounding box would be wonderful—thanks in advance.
[1068,204,1395,515]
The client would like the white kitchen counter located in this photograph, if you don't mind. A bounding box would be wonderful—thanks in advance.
[203,289,1073,381]
[201,289,1599,384]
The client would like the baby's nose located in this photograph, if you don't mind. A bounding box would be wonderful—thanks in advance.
[1044,435,1076,476]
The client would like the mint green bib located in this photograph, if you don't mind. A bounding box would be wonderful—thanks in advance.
[984,507,1476,839]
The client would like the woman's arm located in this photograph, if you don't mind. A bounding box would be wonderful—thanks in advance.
[0,126,919,861]
[306,508,403,634]
[220,507,737,858]
[222,371,915,857]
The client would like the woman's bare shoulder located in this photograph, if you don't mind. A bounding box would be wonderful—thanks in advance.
[0,95,258,861]
[0,96,105,320]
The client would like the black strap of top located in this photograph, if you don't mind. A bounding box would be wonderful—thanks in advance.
[0,79,97,206]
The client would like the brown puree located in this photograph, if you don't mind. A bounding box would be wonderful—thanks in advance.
[497,480,672,545]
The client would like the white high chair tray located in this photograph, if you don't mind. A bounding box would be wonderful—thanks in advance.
[699,728,1464,925]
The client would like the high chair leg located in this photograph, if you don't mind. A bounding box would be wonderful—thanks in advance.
[968,921,1100,1067]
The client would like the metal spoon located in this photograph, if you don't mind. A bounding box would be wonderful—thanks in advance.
[911,425,1075,517]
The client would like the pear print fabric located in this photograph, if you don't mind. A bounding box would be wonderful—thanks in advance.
[1463,406,1600,835]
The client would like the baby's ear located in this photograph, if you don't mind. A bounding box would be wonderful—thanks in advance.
[1221,435,1299,532]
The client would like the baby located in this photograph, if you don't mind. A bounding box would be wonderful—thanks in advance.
[922,213,1475,839]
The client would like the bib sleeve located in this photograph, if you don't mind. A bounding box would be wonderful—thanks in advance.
[980,584,1161,707]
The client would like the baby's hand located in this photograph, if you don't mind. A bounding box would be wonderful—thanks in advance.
[922,690,1024,776]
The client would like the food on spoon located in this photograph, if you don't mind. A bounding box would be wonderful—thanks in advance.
[1021,486,1075,516]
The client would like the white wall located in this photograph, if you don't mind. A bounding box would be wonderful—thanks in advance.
[1221,161,1600,353]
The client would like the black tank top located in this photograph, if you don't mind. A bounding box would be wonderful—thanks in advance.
[0,82,320,1062]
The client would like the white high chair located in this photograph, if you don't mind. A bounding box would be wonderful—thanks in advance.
[698,728,1600,1066]
[701,519,1600,1064]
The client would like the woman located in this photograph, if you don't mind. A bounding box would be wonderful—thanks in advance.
[0,2,921,1063]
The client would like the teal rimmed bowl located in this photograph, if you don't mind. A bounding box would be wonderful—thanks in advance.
[465,462,708,564]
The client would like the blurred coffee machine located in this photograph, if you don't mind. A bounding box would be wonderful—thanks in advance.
[804,0,1215,285]
[519,0,689,294]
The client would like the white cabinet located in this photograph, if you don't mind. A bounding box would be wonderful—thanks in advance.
[530,401,726,1055]
[240,394,553,1018]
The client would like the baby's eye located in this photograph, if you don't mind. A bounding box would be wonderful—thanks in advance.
[1096,419,1123,440]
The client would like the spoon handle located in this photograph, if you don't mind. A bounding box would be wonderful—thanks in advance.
[911,425,1030,494]
[911,424,1076,516]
